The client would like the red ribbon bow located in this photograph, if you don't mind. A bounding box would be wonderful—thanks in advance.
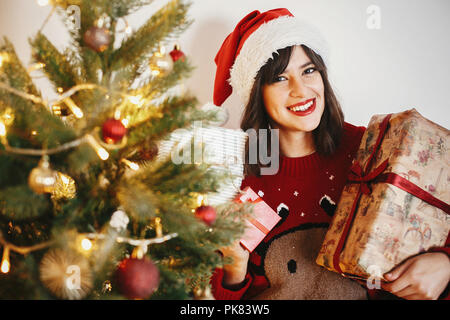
[348,159,389,195]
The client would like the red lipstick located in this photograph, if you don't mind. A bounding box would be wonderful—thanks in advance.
[286,98,316,117]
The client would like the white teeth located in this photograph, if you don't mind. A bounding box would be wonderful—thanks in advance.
[290,100,313,112]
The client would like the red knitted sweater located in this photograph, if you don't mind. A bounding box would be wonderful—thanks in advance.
[210,122,450,300]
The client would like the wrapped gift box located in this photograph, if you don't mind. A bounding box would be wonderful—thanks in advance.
[236,187,281,252]
[316,108,450,280]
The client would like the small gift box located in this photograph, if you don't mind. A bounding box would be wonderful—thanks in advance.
[316,108,450,280]
[236,187,281,252]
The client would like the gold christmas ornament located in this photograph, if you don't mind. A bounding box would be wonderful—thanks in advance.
[39,248,93,300]
[51,172,76,200]
[149,46,174,77]
[28,155,57,194]
[102,280,112,293]
[193,284,215,300]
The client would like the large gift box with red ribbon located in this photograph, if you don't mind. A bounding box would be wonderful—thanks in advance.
[236,187,281,252]
[316,108,450,280]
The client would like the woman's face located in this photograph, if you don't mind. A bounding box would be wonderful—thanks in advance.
[262,45,325,134]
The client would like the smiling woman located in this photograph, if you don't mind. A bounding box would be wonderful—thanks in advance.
[209,8,450,301]
[210,8,368,300]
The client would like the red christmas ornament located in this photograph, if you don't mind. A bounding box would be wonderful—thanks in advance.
[169,44,185,62]
[195,205,217,226]
[102,118,127,144]
[115,257,160,299]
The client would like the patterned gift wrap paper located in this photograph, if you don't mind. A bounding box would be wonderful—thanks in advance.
[316,108,450,279]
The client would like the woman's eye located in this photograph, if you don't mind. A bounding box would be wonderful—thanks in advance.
[275,75,287,82]
[303,67,317,75]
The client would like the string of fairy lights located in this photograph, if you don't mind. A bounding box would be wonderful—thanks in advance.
[0,77,186,273]
[0,0,189,277]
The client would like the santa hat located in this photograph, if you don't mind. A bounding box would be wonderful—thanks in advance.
[213,8,329,107]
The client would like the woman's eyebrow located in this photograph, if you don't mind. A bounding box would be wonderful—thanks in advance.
[300,62,314,68]
[284,61,314,73]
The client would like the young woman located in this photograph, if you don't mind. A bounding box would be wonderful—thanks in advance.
[210,8,450,300]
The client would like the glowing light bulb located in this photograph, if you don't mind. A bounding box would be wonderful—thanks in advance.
[0,121,6,137]
[2,108,14,126]
[71,107,84,119]
[81,238,92,251]
[122,159,139,171]
[120,118,129,128]
[64,98,84,119]
[197,194,205,206]
[0,53,8,67]
[154,217,163,238]
[0,259,9,273]
[132,245,146,259]
[27,62,45,72]
[97,148,109,160]
[1,247,10,274]
[85,134,109,160]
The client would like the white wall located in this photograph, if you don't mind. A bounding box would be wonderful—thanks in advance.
[1,0,449,130]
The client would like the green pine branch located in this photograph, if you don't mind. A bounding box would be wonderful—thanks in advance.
[137,58,193,100]
[126,95,206,147]
[0,184,51,220]
[0,37,76,148]
[0,37,39,96]
[110,0,192,79]
[29,32,79,91]
[116,180,158,223]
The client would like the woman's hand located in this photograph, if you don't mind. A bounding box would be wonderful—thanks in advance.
[381,252,450,300]
[220,240,250,288]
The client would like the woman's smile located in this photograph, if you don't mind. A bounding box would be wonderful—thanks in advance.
[286,98,316,116]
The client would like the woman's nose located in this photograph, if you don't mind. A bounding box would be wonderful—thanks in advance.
[289,76,307,98]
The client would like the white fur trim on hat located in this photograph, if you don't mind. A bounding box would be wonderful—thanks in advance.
[229,16,330,106]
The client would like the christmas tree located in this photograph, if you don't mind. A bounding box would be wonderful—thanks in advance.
[0,0,248,300]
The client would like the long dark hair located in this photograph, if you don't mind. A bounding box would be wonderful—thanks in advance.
[241,45,345,176]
